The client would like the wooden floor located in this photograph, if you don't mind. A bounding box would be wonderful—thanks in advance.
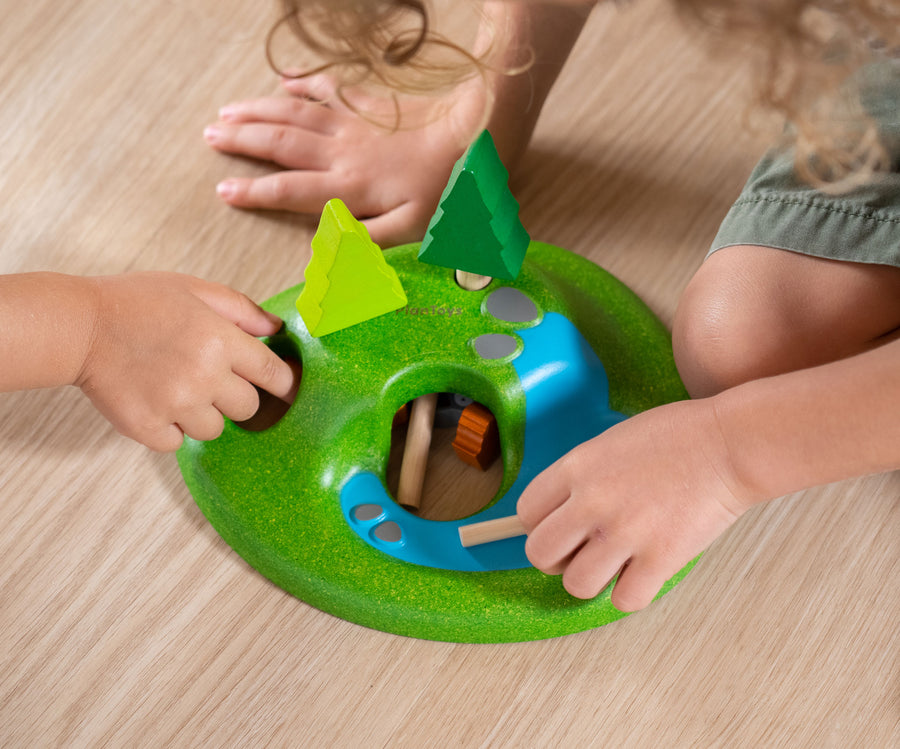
[2,1,898,746]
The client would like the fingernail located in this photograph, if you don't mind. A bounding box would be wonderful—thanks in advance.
[218,105,237,121]
[203,125,222,144]
[216,180,236,200]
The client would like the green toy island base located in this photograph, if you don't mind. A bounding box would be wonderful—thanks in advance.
[177,240,694,643]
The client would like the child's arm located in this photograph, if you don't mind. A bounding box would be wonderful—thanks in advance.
[0,272,298,451]
[517,337,900,612]
[205,1,593,247]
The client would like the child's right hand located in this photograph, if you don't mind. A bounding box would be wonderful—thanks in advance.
[204,75,490,248]
[76,272,298,452]
[518,398,752,612]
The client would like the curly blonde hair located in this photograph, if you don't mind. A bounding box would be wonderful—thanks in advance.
[267,1,491,97]
[674,0,900,189]
[269,0,900,190]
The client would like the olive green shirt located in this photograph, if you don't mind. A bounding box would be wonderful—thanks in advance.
[711,60,900,268]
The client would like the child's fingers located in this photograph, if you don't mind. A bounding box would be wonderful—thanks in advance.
[204,122,330,170]
[217,97,337,135]
[213,375,262,424]
[609,560,669,613]
[176,407,227,444]
[362,203,434,248]
[523,501,591,575]
[215,172,337,214]
[280,73,340,103]
[281,74,382,117]
[189,281,283,337]
[282,358,303,404]
[517,460,573,532]
[231,336,298,403]
[137,422,185,453]
[96,393,186,452]
[533,549,576,578]
[561,539,629,600]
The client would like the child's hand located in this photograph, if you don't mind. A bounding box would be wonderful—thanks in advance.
[517,399,751,612]
[76,272,298,452]
[204,75,489,248]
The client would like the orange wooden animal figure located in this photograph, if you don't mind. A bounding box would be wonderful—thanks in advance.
[452,403,500,470]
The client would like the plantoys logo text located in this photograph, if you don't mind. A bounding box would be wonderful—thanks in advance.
[395,305,464,317]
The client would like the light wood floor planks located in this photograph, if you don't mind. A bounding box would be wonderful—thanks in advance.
[1,1,898,746]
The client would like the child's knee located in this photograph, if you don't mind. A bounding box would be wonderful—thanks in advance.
[673,248,790,398]
[673,278,749,398]
[674,245,900,397]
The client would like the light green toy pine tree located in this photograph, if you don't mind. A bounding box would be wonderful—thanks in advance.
[296,199,407,337]
[418,130,530,280]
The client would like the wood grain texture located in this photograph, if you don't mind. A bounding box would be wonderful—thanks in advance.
[1,1,898,746]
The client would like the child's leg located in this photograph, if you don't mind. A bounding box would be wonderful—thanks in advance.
[673,246,900,398]
[674,61,900,398]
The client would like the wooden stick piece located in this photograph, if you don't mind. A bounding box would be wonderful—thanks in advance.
[455,269,492,291]
[396,392,439,511]
[458,515,526,547]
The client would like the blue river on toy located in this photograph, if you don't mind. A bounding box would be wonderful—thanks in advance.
[340,312,627,571]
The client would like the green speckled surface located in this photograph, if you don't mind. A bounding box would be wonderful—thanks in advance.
[177,241,694,643]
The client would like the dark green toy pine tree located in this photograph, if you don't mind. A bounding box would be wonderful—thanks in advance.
[418,130,530,280]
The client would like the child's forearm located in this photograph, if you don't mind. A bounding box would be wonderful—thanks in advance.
[479,2,595,167]
[713,337,900,506]
[0,273,98,392]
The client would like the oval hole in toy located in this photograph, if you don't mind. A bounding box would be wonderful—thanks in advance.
[373,521,402,543]
[472,333,519,360]
[234,334,302,433]
[386,394,503,522]
[354,504,384,522]
[484,287,539,324]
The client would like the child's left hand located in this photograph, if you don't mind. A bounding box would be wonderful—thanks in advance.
[205,75,489,248]
[517,398,751,612]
